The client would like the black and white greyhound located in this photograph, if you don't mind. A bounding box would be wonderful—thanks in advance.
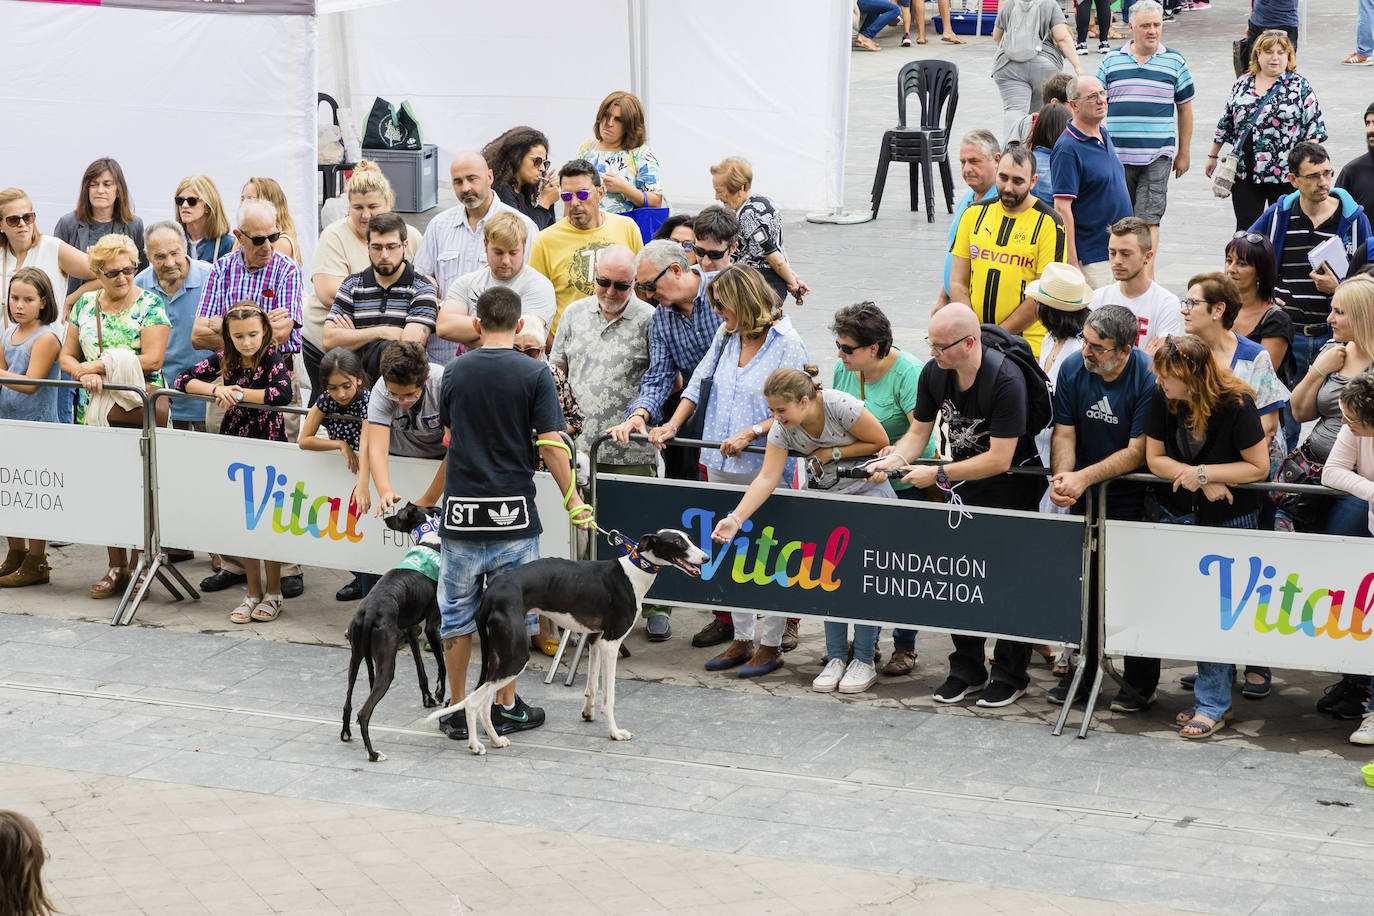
[425,528,709,755]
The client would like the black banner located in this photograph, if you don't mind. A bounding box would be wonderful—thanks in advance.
[595,476,1086,645]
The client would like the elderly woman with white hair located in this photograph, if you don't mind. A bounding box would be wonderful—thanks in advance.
[709,157,809,307]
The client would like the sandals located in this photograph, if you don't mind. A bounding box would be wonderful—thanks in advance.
[90,567,130,599]
[1242,668,1272,699]
[941,34,967,44]
[1175,707,1235,738]
[251,596,283,622]
[230,598,258,624]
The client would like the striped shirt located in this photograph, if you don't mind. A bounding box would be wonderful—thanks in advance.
[329,262,438,334]
[1097,42,1195,167]
[1275,208,1340,325]
[196,250,304,353]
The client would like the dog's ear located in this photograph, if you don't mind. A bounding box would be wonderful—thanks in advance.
[635,533,657,554]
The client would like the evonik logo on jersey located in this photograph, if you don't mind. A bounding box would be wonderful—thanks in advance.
[967,243,1034,267]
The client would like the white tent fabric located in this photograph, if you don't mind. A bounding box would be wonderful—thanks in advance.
[317,0,850,211]
[0,0,318,263]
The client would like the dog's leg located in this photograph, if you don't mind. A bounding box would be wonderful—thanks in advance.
[357,630,399,762]
[601,638,631,741]
[580,637,601,722]
[425,614,446,706]
[404,626,435,707]
[342,640,364,744]
[463,682,502,755]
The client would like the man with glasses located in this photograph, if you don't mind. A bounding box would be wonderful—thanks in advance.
[528,159,644,338]
[1089,217,1181,354]
[1051,75,1133,289]
[1096,1,1194,254]
[948,144,1065,357]
[413,152,539,364]
[192,198,308,598]
[868,304,1044,709]
[436,213,554,349]
[323,212,437,383]
[1042,304,1158,711]
[1250,141,1372,444]
[357,340,448,521]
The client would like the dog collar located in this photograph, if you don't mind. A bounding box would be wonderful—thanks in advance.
[605,529,660,573]
[412,517,440,549]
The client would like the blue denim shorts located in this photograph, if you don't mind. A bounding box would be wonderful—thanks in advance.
[437,535,540,639]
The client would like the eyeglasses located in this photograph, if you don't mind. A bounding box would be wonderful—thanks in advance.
[240,231,282,246]
[530,156,546,169]
[1260,29,1289,38]
[694,244,730,261]
[175,196,200,208]
[1179,297,1208,313]
[368,242,404,253]
[100,265,136,279]
[1232,231,1265,245]
[595,277,632,292]
[678,240,695,252]
[560,190,593,202]
[635,264,672,296]
[516,345,544,358]
[1,211,35,228]
[1076,333,1117,356]
[835,340,864,355]
[927,335,972,355]
[1072,90,1109,102]
[1296,169,1334,182]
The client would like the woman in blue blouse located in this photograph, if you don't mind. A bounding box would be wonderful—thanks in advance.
[173,175,235,262]
[648,263,810,676]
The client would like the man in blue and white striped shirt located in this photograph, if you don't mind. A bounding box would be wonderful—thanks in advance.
[1096,0,1194,252]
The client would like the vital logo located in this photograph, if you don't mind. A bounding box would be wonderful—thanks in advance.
[1200,554,1374,639]
[489,503,521,526]
[682,507,847,591]
[229,463,363,541]
[1086,396,1119,424]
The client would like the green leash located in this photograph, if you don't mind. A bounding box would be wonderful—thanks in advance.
[534,438,595,525]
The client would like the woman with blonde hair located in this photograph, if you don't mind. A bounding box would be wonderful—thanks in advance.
[239,177,301,263]
[578,91,664,214]
[710,156,808,307]
[648,263,811,677]
[301,160,421,392]
[1,186,97,315]
[173,175,234,262]
[1145,334,1269,738]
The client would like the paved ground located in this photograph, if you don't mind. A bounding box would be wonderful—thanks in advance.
[7,3,1374,914]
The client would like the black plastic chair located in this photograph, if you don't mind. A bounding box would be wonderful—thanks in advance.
[317,93,356,205]
[871,60,959,222]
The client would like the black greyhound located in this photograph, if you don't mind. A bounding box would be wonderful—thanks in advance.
[341,502,446,762]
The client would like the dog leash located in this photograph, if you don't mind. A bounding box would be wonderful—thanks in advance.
[533,437,595,527]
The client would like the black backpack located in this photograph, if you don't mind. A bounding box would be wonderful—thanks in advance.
[925,324,1053,441]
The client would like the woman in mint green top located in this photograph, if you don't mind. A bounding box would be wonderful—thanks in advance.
[830,302,934,674]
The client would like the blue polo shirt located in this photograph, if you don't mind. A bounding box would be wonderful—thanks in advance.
[137,259,214,422]
[1051,123,1133,266]
[942,185,999,295]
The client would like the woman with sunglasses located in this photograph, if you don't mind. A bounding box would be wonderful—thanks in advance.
[653,214,698,267]
[578,91,664,214]
[1224,231,1294,386]
[173,176,234,263]
[59,234,170,599]
[648,264,811,678]
[1207,31,1325,230]
[1,187,98,317]
[710,157,808,307]
[1146,334,1269,738]
[53,158,147,299]
[482,126,559,231]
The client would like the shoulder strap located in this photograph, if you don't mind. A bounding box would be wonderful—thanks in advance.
[976,346,1006,421]
[1235,77,1285,150]
[94,295,105,353]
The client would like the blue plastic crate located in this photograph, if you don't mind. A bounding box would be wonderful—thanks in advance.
[932,12,997,36]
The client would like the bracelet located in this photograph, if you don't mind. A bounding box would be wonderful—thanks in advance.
[212,385,219,397]
[665,421,678,433]
[1207,155,1219,160]
[1315,368,1331,381]
[727,511,743,525]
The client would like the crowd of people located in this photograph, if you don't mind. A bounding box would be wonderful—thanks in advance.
[5,6,1374,747]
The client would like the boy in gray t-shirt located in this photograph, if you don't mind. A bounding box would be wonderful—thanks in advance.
[355,341,447,517]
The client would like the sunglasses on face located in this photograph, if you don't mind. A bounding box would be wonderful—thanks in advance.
[635,264,672,296]
[560,190,593,202]
[694,244,730,261]
[835,340,864,355]
[595,277,632,291]
[517,345,544,358]
[2,211,36,228]
[101,265,136,279]
[175,196,200,208]
[240,231,283,246]
[531,156,546,169]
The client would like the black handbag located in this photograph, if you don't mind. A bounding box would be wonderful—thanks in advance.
[1273,442,1331,530]
[1232,37,1251,78]
[678,337,725,441]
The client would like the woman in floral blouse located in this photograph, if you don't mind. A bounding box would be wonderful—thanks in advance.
[578,91,664,215]
[1207,31,1326,231]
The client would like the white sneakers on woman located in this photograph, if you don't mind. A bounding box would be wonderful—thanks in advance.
[812,658,879,694]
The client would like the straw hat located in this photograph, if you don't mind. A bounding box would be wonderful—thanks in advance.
[1025,263,1093,311]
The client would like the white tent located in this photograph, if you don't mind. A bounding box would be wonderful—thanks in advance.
[0,0,319,260]
[317,0,852,211]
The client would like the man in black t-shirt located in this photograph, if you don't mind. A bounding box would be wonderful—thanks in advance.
[432,287,589,741]
[870,305,1041,709]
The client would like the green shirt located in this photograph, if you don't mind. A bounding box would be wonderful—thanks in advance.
[832,348,935,489]
[393,545,440,581]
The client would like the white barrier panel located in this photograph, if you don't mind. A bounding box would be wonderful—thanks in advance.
[155,429,571,573]
[1104,520,1374,676]
[0,419,146,550]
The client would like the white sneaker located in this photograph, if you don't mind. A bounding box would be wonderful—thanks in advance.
[838,659,878,694]
[812,658,846,693]
[1350,711,1374,745]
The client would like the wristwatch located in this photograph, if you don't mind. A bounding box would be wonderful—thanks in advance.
[936,466,950,488]
[752,423,764,438]
[831,446,843,462]
[1196,465,1208,485]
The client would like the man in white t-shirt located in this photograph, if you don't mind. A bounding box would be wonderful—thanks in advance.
[435,211,556,348]
[1088,216,1181,355]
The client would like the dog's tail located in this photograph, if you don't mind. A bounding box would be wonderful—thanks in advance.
[423,694,476,723]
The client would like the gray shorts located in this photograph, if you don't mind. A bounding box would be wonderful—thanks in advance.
[1123,156,1172,225]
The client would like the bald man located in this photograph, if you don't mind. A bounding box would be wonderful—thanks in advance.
[414,151,540,363]
[869,304,1044,709]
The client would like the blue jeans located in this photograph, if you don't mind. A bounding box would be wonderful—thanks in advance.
[824,621,880,664]
[437,535,540,638]
[1359,0,1374,56]
[1194,662,1236,722]
[1283,327,1333,446]
[1326,492,1372,537]
[858,0,901,38]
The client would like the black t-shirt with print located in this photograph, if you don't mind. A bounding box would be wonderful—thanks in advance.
[1144,390,1265,525]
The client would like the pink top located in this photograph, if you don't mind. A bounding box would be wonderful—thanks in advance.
[1321,425,1374,534]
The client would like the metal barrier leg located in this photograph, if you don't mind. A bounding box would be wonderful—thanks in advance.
[157,558,200,601]
[544,628,574,685]
[1051,659,1088,737]
[564,633,590,687]
[112,555,154,627]
[1077,665,1107,739]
